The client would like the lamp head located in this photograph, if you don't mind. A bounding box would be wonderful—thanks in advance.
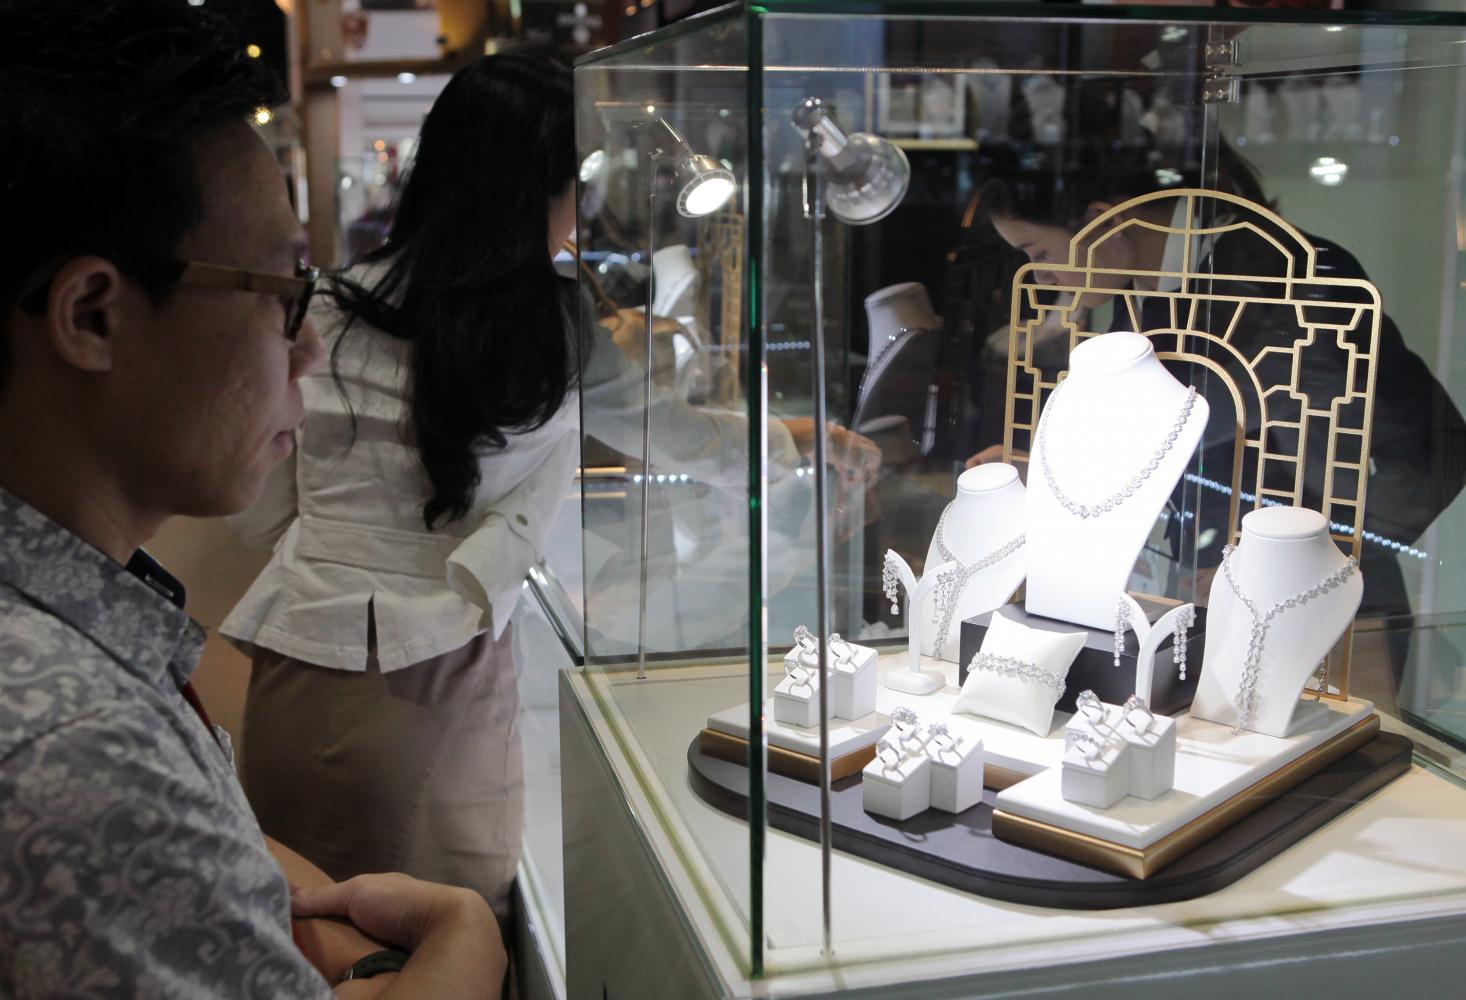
[651,118,737,218]
[793,97,909,226]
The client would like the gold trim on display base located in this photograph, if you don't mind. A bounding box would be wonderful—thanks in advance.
[698,728,876,783]
[992,713,1381,880]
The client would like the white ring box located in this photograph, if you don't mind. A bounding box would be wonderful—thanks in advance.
[771,668,827,728]
[862,752,932,821]
[925,735,985,813]
[1114,711,1177,800]
[829,641,879,720]
[1065,702,1122,751]
[1060,735,1131,809]
[772,644,832,728]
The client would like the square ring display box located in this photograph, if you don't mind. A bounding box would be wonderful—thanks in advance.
[926,730,985,814]
[863,722,987,821]
[771,637,878,727]
[862,748,931,821]
[961,600,1206,716]
[1063,701,1177,808]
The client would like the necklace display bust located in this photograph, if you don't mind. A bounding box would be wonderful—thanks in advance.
[1191,507,1362,737]
[920,464,1027,661]
[1024,332,1209,630]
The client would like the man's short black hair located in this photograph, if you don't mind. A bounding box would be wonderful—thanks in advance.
[0,0,287,389]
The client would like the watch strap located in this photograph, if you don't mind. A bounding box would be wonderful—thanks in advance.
[343,948,410,981]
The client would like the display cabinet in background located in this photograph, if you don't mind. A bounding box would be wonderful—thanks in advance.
[539,4,1466,997]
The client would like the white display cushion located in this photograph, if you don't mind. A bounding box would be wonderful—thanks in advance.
[996,696,1376,850]
[830,640,879,720]
[863,752,933,821]
[952,612,1085,736]
[706,702,889,759]
[926,734,986,813]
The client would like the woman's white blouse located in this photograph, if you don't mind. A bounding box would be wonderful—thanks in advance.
[221,297,579,672]
[222,278,800,673]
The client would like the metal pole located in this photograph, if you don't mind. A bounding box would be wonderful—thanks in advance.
[637,154,659,681]
[805,137,833,957]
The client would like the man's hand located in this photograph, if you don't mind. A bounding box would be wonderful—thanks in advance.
[292,874,507,1000]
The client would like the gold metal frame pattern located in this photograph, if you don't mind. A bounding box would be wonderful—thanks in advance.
[1001,189,1383,699]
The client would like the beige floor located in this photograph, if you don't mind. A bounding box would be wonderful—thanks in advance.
[145,516,269,748]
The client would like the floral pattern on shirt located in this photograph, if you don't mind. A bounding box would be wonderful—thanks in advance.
[0,488,333,999]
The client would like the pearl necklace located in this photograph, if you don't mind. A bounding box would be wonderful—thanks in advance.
[1220,543,1358,731]
[929,504,1024,655]
[1037,382,1199,519]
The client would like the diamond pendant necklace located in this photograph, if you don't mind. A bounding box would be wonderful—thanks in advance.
[1220,543,1358,731]
[929,503,1024,655]
[1037,382,1199,519]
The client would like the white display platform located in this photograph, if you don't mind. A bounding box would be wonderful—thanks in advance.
[710,654,1080,781]
[996,697,1375,850]
[706,702,890,758]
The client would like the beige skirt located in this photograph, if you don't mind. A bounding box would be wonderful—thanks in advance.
[241,619,522,924]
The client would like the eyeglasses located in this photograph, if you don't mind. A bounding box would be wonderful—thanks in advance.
[174,258,320,342]
[18,254,319,343]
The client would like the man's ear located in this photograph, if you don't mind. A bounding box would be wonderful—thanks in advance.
[45,257,124,373]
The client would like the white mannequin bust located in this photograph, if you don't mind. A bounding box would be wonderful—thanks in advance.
[1024,332,1209,630]
[865,281,940,344]
[1191,507,1362,737]
[919,464,1027,661]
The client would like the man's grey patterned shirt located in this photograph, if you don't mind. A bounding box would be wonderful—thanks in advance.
[0,488,333,998]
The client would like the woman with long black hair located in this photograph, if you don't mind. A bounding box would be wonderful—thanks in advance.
[220,54,585,924]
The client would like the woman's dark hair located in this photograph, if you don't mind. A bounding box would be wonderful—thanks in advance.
[977,80,1270,232]
[328,53,578,529]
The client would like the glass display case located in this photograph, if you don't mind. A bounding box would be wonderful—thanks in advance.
[545,3,1466,995]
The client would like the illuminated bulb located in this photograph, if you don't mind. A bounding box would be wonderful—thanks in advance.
[246,43,262,59]
[252,106,273,126]
[397,72,417,84]
[330,75,349,88]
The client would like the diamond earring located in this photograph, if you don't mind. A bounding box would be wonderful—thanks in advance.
[1173,605,1194,681]
[882,550,901,616]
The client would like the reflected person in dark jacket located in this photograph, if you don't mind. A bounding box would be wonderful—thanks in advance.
[973,140,1466,683]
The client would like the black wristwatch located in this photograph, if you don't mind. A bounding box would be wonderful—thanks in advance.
[343,948,410,981]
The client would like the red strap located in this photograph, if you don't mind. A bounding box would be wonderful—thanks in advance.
[179,680,223,750]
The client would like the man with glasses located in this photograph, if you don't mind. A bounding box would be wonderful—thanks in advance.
[0,1,502,995]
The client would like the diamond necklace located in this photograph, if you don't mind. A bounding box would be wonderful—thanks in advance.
[929,503,1024,655]
[1037,382,1199,519]
[1220,543,1358,731]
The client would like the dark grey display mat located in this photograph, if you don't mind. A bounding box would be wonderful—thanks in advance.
[686,732,1411,910]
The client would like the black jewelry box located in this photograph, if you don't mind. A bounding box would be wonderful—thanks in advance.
[958,599,1207,716]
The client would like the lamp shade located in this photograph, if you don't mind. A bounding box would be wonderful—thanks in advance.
[793,97,910,225]
[651,119,738,218]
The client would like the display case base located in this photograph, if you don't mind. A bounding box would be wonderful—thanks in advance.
[685,729,1411,909]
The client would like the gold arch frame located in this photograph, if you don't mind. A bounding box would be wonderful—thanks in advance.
[1001,188,1382,699]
